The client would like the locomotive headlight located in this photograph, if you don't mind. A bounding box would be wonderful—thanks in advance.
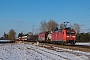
[66,36,69,37]
[72,36,75,37]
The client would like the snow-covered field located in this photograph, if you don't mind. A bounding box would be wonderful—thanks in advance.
[0,42,90,60]
[76,42,90,46]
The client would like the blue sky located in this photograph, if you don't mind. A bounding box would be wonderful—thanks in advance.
[0,0,90,37]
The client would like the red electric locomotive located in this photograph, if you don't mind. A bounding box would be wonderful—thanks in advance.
[38,27,76,45]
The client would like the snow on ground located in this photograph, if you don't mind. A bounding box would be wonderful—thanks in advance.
[75,42,90,46]
[0,42,90,60]
[0,40,10,42]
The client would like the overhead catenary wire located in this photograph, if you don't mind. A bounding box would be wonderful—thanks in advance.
[69,8,90,17]
[70,15,90,21]
[63,8,90,22]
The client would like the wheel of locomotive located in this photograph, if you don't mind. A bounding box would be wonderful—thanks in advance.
[61,41,64,45]
[62,42,68,45]
[70,42,75,45]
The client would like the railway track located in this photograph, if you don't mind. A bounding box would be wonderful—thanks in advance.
[39,43,90,52]
[67,45,90,49]
[24,41,90,52]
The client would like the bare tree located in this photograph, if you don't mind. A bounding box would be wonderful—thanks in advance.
[69,24,73,29]
[40,20,48,32]
[47,19,58,31]
[40,19,58,32]
[8,29,16,40]
[70,23,80,33]
[60,23,65,29]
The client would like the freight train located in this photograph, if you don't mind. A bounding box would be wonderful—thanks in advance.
[38,27,76,45]
[26,27,76,45]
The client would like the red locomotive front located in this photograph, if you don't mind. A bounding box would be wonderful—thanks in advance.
[65,29,76,45]
[51,28,76,45]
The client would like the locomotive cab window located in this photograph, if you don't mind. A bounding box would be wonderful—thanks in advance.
[71,31,75,34]
[66,31,75,34]
[66,31,70,34]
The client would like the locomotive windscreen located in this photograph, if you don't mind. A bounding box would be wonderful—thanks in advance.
[66,31,75,34]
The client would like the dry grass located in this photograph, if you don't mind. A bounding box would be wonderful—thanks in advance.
[43,44,90,52]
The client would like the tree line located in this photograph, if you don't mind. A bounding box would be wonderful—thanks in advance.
[2,30,28,40]
[76,33,90,42]
[1,19,90,42]
[3,29,16,40]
